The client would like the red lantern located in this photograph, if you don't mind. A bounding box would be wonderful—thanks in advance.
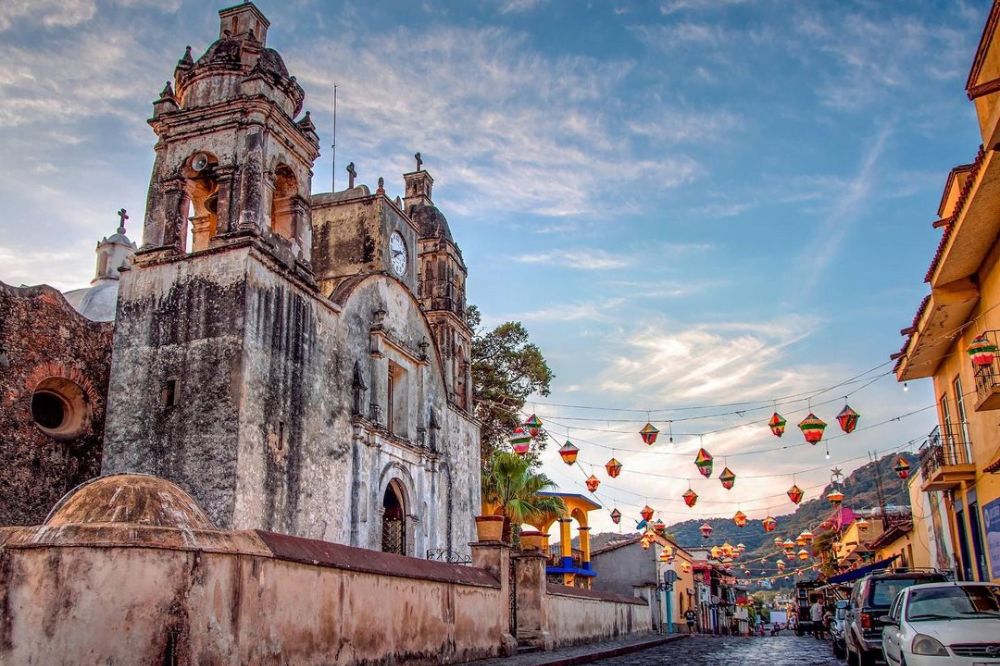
[762,516,777,532]
[798,414,827,444]
[509,427,532,455]
[695,448,714,477]
[719,467,736,490]
[683,489,699,508]
[836,405,860,435]
[827,490,844,507]
[733,510,747,528]
[640,505,654,522]
[893,456,910,479]
[585,475,600,493]
[700,523,714,539]
[769,412,787,437]
[639,422,659,445]
[710,545,722,559]
[968,333,998,367]
[558,441,579,465]
[522,414,543,438]
[653,519,666,535]
[605,457,622,478]
[787,484,804,505]
[610,508,621,525]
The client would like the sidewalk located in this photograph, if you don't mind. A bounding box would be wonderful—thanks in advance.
[464,633,689,666]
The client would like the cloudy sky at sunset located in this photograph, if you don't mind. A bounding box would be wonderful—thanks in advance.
[0,0,990,534]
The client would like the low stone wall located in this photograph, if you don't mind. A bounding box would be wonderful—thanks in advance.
[542,584,652,648]
[0,526,511,665]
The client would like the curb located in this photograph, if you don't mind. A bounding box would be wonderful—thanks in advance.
[528,634,688,666]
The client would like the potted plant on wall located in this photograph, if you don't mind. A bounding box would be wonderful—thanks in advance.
[481,451,566,544]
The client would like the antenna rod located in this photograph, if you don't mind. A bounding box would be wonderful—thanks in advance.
[332,84,338,192]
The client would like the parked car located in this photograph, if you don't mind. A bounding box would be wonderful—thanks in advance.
[845,569,948,666]
[830,599,849,659]
[880,582,1000,666]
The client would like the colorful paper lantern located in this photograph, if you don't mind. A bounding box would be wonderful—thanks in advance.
[893,456,911,480]
[968,333,998,367]
[711,545,722,559]
[610,508,621,525]
[795,536,806,547]
[800,530,814,544]
[856,518,870,531]
[585,474,600,493]
[733,510,747,528]
[509,427,532,455]
[605,457,622,478]
[719,467,736,490]
[827,489,844,506]
[737,542,746,552]
[522,414,543,438]
[798,414,827,444]
[776,559,786,570]
[683,488,699,507]
[787,484,804,505]
[722,542,734,558]
[640,505,655,522]
[558,441,579,465]
[699,522,713,539]
[783,539,795,553]
[762,516,777,532]
[639,422,659,445]
[773,536,783,547]
[682,563,691,573]
[653,519,666,535]
[768,412,787,438]
[798,549,809,561]
[659,550,671,562]
[640,534,651,549]
[695,448,714,477]
[836,405,860,435]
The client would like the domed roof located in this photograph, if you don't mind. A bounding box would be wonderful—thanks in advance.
[45,474,215,530]
[409,202,454,243]
[63,280,119,322]
[196,37,289,80]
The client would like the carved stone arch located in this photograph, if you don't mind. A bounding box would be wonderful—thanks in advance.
[378,462,416,556]
[178,150,221,253]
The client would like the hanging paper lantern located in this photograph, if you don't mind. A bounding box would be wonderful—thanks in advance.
[827,489,844,506]
[605,457,622,478]
[509,427,532,455]
[699,522,713,539]
[795,536,807,547]
[640,505,655,522]
[640,534,651,549]
[776,559,786,570]
[798,414,827,444]
[683,489,699,508]
[639,422,659,445]
[768,412,787,438]
[694,448,714,477]
[773,536,783,548]
[836,405,860,435]
[711,545,723,560]
[558,441,579,465]
[856,517,870,531]
[719,467,736,490]
[659,550,670,562]
[682,563,691,573]
[737,543,746,552]
[652,519,666,535]
[522,414,543,438]
[762,516,777,532]
[800,530,814,544]
[585,474,600,493]
[610,508,621,525]
[722,542,734,558]
[798,549,809,561]
[893,456,911,480]
[787,484,804,505]
[663,545,674,558]
[783,539,795,553]
[968,333,998,367]
[733,510,747,528]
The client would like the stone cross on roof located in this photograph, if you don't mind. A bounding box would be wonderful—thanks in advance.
[346,162,356,189]
[117,208,128,234]
[414,152,423,171]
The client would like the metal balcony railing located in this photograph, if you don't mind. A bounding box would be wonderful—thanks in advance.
[974,330,1000,404]
[547,547,584,569]
[918,424,972,479]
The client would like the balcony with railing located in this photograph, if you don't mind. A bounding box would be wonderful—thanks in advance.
[918,424,976,492]
[974,330,1000,411]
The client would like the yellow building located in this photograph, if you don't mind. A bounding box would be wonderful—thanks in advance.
[894,0,1000,584]
[652,534,697,632]
[871,522,918,570]
[833,516,885,567]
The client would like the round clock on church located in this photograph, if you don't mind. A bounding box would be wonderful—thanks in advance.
[389,231,407,275]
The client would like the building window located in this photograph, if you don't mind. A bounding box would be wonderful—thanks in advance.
[387,361,408,438]
[270,164,298,241]
[954,376,970,454]
[381,480,407,556]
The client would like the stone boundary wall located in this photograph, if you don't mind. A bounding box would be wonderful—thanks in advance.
[0,526,509,666]
[542,583,652,649]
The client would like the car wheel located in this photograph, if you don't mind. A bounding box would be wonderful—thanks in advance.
[834,642,847,660]
[846,636,859,666]
[859,649,876,666]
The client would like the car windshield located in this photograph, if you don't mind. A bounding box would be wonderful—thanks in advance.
[871,578,926,607]
[906,586,1000,621]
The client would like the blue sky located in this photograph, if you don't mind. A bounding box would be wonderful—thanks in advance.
[0,0,990,533]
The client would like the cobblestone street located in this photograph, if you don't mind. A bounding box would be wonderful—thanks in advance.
[592,635,844,666]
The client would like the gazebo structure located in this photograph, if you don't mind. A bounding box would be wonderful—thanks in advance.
[532,492,601,588]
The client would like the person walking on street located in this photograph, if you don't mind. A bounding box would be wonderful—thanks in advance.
[810,597,825,639]
[684,609,697,634]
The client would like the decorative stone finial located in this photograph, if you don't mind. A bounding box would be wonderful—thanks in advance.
[180,45,193,66]
[347,162,357,189]
[159,81,174,99]
[377,177,385,194]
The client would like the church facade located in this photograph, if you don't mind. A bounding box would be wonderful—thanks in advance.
[3,2,480,560]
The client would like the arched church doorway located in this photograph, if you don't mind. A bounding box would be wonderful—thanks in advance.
[381,480,406,556]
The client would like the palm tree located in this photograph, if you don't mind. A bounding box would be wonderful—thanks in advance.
[482,451,566,543]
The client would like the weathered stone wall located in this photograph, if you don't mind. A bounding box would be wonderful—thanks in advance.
[543,584,652,649]
[0,526,508,666]
[0,282,112,526]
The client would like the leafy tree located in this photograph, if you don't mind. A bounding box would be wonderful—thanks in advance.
[482,451,566,542]
[468,305,554,462]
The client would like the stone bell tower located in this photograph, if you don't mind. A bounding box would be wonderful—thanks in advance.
[103,3,324,531]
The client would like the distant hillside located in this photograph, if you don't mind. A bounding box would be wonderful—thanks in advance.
[582,452,916,585]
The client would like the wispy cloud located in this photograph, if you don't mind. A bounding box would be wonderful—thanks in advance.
[510,248,634,270]
[660,0,751,15]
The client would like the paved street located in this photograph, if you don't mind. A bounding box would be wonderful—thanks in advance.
[591,634,843,666]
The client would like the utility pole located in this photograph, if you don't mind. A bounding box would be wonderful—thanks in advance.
[331,84,338,191]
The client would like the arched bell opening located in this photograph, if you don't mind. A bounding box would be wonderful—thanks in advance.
[381,479,407,556]
[182,151,220,253]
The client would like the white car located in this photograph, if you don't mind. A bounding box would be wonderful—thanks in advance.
[880,582,1000,666]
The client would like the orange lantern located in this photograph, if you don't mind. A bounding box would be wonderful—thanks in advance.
[605,457,622,478]
[800,530,814,544]
[797,549,809,561]
[773,536,783,548]
[585,475,600,493]
[719,467,736,490]
[827,490,844,507]
[733,510,747,528]
[683,489,699,508]
[762,516,777,532]
[836,405,860,434]
[640,505,654,522]
[558,441,579,465]
[787,484,804,505]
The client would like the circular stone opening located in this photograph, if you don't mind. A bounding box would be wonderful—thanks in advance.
[31,377,90,440]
